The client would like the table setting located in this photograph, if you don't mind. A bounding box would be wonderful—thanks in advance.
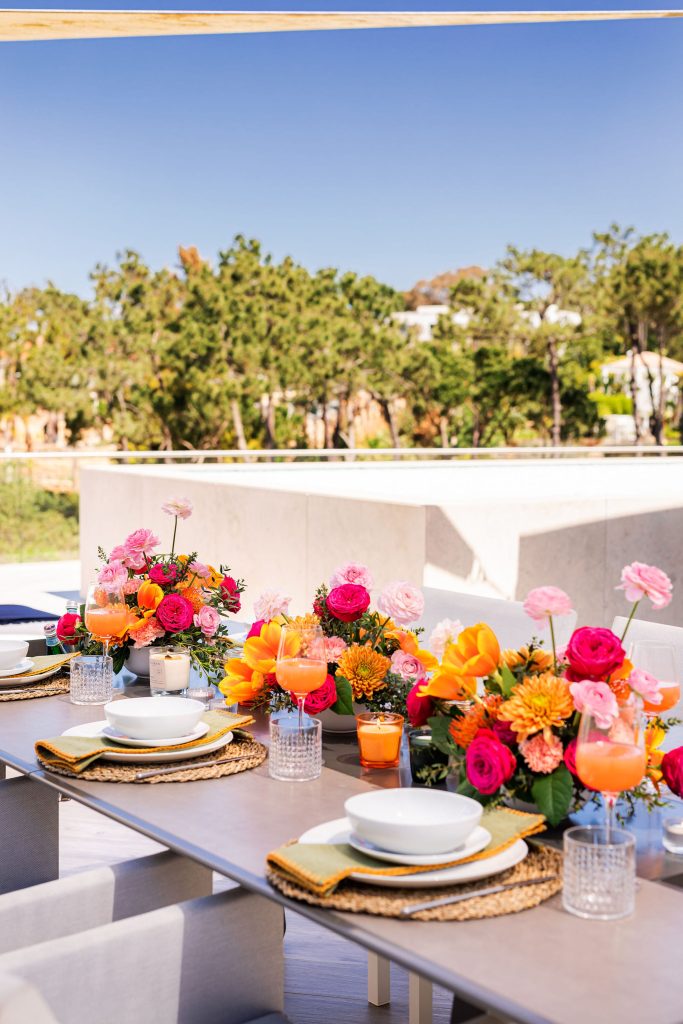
[0,639,77,701]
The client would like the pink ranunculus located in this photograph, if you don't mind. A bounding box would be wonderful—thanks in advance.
[304,674,338,714]
[565,626,625,682]
[194,605,220,638]
[97,559,129,593]
[519,732,564,774]
[465,729,517,796]
[247,618,267,640]
[219,575,241,613]
[569,680,619,729]
[323,636,348,662]
[123,528,160,563]
[189,560,210,578]
[428,618,463,661]
[253,590,291,621]
[148,563,178,586]
[618,561,672,610]
[390,649,426,683]
[661,747,683,798]
[156,593,194,633]
[161,497,193,520]
[56,612,81,645]
[523,586,573,624]
[377,580,424,626]
[406,682,433,727]
[131,615,166,649]
[329,561,374,592]
[627,668,662,706]
[326,584,371,623]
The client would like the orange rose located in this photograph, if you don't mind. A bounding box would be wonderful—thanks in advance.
[420,622,500,700]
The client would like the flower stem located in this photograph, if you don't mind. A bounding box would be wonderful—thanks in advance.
[619,600,640,644]
[170,516,178,557]
[549,615,557,668]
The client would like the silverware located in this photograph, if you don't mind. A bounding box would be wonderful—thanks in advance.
[398,874,559,918]
[134,753,256,780]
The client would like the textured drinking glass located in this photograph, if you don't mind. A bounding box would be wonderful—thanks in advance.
[268,712,322,782]
[563,825,636,920]
[70,655,114,705]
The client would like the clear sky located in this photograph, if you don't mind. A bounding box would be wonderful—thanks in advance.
[2,1,683,296]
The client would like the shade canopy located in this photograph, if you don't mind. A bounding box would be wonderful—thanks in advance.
[1,8,682,43]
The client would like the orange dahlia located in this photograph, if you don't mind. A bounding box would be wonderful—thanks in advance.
[336,645,391,701]
[498,672,574,742]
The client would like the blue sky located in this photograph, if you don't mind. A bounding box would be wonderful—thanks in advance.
[2,2,682,295]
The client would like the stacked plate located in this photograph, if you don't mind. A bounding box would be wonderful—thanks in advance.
[300,789,528,889]
[0,639,62,686]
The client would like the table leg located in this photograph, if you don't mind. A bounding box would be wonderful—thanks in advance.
[367,952,391,1005]
[450,996,511,1024]
[0,775,59,893]
[409,972,433,1024]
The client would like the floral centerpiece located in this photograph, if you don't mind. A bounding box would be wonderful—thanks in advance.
[219,562,434,717]
[407,563,682,823]
[63,497,245,677]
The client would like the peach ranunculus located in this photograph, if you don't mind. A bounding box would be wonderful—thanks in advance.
[242,621,300,674]
[387,628,439,672]
[420,623,501,701]
[219,660,267,705]
[137,580,164,611]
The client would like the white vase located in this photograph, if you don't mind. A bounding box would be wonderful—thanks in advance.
[124,646,152,679]
[318,702,366,734]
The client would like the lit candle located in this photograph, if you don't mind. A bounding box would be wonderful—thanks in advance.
[150,649,190,694]
[356,712,404,769]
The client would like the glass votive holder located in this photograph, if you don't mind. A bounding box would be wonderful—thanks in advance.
[356,712,404,769]
[149,647,190,696]
[408,726,449,786]
[563,825,636,920]
[268,712,322,782]
[663,817,683,854]
[186,687,213,708]
[70,655,114,705]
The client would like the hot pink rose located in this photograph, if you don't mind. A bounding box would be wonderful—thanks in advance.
[661,747,683,798]
[156,593,194,633]
[523,586,573,624]
[194,605,220,638]
[56,612,81,645]
[304,674,338,714]
[97,559,129,592]
[406,682,433,727]
[569,680,619,729]
[247,618,266,639]
[627,668,662,706]
[390,649,425,682]
[123,528,159,563]
[564,737,578,776]
[565,627,625,682]
[465,729,516,795]
[618,561,672,610]
[329,561,374,592]
[326,584,370,623]
[377,580,424,625]
[220,575,241,613]
[148,563,178,586]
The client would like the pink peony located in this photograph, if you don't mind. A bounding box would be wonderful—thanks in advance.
[148,563,178,586]
[565,627,625,682]
[627,668,662,706]
[194,605,220,638]
[661,747,683,798]
[329,561,374,592]
[323,636,348,662]
[523,586,573,624]
[253,590,291,621]
[618,561,672,610]
[326,584,371,623]
[304,674,338,714]
[519,732,564,774]
[56,612,81,645]
[377,580,424,626]
[97,559,129,593]
[156,593,194,633]
[569,680,619,729]
[465,729,516,795]
[406,682,433,727]
[131,615,166,649]
[428,618,463,661]
[219,575,241,613]
[161,497,193,520]
[123,528,159,563]
[390,649,426,683]
[247,618,267,640]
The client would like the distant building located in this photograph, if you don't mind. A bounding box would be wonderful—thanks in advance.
[600,350,683,442]
[393,302,581,342]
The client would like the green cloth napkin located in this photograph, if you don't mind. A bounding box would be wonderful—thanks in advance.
[267,806,546,897]
[35,709,254,774]
[3,652,78,680]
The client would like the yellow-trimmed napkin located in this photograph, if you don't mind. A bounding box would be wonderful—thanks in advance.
[267,807,545,897]
[35,709,254,774]
[2,652,79,680]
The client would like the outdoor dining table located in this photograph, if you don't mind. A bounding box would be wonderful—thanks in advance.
[2,682,683,1024]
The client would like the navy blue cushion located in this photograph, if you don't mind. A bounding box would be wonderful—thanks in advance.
[0,606,57,625]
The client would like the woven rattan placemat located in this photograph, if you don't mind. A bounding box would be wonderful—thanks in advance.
[38,734,267,784]
[0,675,70,701]
[267,844,562,921]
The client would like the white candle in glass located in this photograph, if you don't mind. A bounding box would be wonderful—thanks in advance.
[149,649,190,693]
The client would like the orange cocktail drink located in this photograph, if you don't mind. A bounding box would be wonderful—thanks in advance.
[643,681,680,715]
[85,605,129,640]
[275,658,327,697]
[576,741,646,793]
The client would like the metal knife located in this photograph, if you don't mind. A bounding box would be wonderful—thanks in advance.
[134,753,257,781]
[398,874,559,918]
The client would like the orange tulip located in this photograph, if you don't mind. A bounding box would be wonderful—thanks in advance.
[420,622,500,701]
[645,720,666,787]
[138,581,163,611]
[242,621,300,674]
[219,660,267,704]
[127,609,155,634]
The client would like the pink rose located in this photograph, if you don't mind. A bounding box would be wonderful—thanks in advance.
[618,561,672,610]
[304,674,338,714]
[406,682,433,727]
[565,627,625,682]
[523,586,573,624]
[627,668,662,706]
[220,575,241,613]
[97,559,129,593]
[194,605,220,638]
[156,593,194,633]
[161,497,193,520]
[247,618,267,639]
[377,581,424,626]
[661,747,683,798]
[569,680,619,729]
[390,649,426,683]
[329,561,374,592]
[123,528,159,563]
[519,732,563,774]
[148,563,178,586]
[56,612,81,645]
[465,729,516,795]
[326,584,371,623]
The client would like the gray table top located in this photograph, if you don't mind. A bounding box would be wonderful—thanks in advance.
[3,685,683,1024]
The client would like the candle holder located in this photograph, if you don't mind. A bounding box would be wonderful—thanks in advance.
[356,712,404,769]
[408,726,449,786]
[149,647,191,697]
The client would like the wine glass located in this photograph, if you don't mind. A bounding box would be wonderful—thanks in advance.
[275,624,327,731]
[629,641,680,716]
[84,582,128,661]
[575,694,646,839]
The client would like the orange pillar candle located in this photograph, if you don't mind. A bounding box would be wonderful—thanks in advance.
[356,712,404,769]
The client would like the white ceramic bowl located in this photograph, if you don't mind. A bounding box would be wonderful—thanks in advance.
[103,696,205,740]
[0,639,29,670]
[344,789,483,855]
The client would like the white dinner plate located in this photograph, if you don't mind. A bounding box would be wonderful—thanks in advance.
[0,665,61,687]
[347,824,492,866]
[0,658,35,678]
[299,817,528,889]
[61,721,233,763]
[102,722,210,748]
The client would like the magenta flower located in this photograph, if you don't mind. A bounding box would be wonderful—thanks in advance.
[569,680,619,729]
[523,586,573,624]
[156,593,194,633]
[465,729,516,795]
[618,561,672,610]
[329,561,374,592]
[406,682,433,727]
[377,580,424,625]
[326,584,371,623]
[304,674,338,714]
[148,563,178,586]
